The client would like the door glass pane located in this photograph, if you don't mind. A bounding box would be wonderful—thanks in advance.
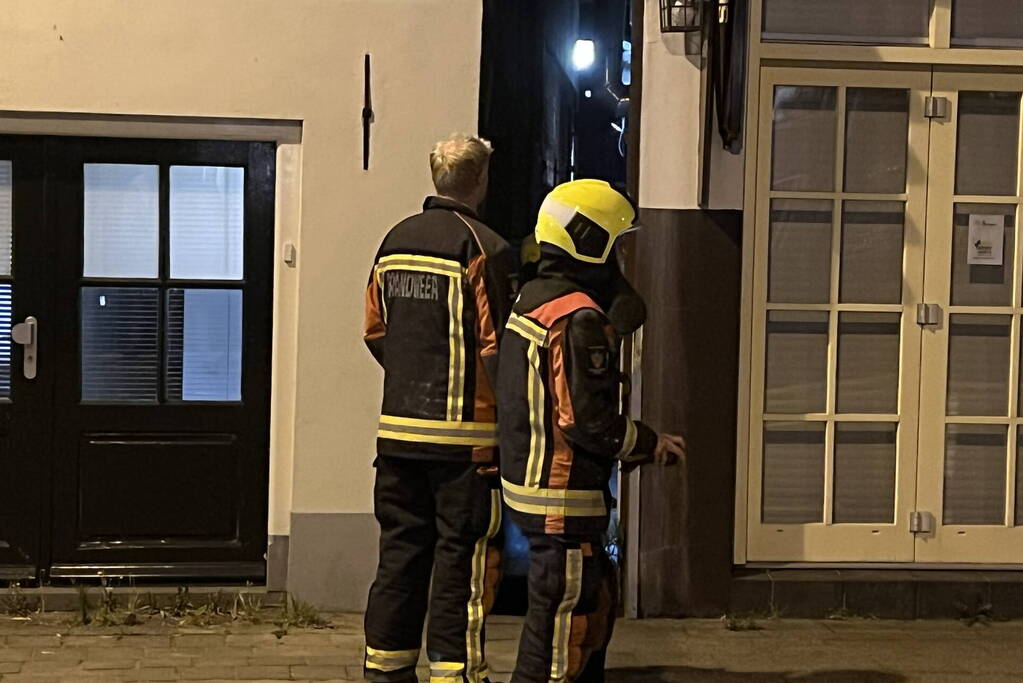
[840,201,904,304]
[769,199,832,303]
[81,287,159,402]
[0,161,11,276]
[83,164,159,278]
[944,424,1007,525]
[956,92,1021,197]
[951,204,1015,306]
[952,0,1023,48]
[762,0,929,45]
[762,422,825,523]
[947,314,1011,417]
[170,166,244,280]
[166,289,243,402]
[834,423,897,524]
[844,88,909,194]
[765,310,828,413]
[0,284,10,399]
[771,86,836,192]
[836,312,900,414]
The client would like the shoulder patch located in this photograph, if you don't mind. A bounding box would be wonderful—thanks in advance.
[586,345,611,376]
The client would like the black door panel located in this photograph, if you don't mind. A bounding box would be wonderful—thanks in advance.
[0,135,274,583]
[0,137,47,579]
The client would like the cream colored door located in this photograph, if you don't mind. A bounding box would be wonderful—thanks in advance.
[747,67,931,562]
[916,72,1023,563]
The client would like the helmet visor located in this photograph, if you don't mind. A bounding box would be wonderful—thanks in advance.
[563,211,610,260]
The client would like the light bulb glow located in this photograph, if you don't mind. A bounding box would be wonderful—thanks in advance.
[572,39,596,71]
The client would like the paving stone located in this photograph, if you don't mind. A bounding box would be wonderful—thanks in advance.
[302,656,362,667]
[81,660,138,671]
[170,635,226,649]
[29,647,90,661]
[0,662,24,674]
[4,635,65,648]
[127,668,179,681]
[0,648,33,663]
[233,664,291,679]
[290,665,350,680]
[277,633,333,646]
[19,661,81,674]
[175,665,236,680]
[85,647,148,660]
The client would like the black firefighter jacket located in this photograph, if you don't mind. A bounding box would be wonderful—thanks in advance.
[498,276,658,537]
[363,197,515,463]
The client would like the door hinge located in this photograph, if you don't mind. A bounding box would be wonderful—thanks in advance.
[924,96,950,120]
[910,511,935,535]
[916,303,942,327]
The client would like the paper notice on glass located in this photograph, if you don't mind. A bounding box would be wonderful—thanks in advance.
[968,215,1005,266]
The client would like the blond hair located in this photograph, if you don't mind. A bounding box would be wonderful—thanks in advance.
[430,134,493,199]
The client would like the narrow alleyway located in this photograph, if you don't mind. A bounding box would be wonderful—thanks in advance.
[0,612,1020,681]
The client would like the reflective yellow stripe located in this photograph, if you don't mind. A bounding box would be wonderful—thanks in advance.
[365,646,420,672]
[377,253,464,278]
[380,416,497,432]
[377,416,498,447]
[616,417,638,459]
[502,478,608,502]
[430,661,465,681]
[447,271,466,421]
[551,549,583,682]
[507,313,548,346]
[465,489,502,683]
[524,342,547,488]
[501,479,606,517]
[378,430,498,447]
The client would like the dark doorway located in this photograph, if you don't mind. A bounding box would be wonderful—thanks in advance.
[480,0,632,246]
[0,135,275,584]
[479,0,634,613]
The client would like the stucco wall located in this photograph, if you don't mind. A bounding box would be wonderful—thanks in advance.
[1,0,482,606]
[639,0,743,210]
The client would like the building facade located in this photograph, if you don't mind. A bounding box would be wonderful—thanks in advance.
[635,0,1023,617]
[4,0,1023,617]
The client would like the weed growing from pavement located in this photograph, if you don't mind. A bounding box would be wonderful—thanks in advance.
[273,594,332,637]
[9,582,333,633]
[722,613,766,631]
[1,582,38,617]
[956,595,996,627]
[826,606,878,621]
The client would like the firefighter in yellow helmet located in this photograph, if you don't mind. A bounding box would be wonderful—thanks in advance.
[498,180,686,681]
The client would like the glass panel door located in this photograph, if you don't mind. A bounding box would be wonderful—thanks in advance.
[0,137,49,579]
[917,73,1023,563]
[747,67,930,562]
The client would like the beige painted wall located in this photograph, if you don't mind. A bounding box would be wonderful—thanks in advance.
[639,0,743,210]
[0,1,483,531]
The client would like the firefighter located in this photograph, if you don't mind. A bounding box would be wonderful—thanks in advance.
[498,179,686,682]
[362,134,515,683]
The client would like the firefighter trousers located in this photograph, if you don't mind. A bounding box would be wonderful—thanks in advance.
[364,455,502,683]
[510,534,618,683]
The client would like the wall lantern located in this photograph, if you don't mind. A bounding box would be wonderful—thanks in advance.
[659,0,704,33]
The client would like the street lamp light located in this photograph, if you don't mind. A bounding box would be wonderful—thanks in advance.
[659,0,704,33]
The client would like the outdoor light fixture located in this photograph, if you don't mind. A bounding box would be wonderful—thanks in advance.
[659,0,704,33]
[572,39,596,71]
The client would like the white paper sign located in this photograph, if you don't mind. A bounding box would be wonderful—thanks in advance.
[968,215,1005,266]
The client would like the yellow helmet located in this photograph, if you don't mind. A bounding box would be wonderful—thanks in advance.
[534,179,637,264]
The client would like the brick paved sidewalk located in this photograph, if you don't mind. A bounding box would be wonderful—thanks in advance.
[1,612,1022,681]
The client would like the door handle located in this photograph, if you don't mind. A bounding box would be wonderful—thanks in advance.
[12,316,37,380]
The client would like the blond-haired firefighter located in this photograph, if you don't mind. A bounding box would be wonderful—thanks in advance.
[498,180,686,682]
[363,135,515,683]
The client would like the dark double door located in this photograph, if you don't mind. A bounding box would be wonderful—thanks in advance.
[0,136,274,582]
